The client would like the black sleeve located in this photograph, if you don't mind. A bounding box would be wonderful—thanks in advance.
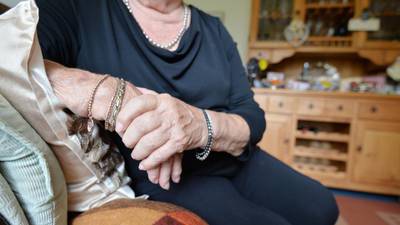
[36,0,80,67]
[217,20,266,161]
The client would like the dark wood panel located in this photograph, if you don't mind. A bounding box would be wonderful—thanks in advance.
[0,3,9,14]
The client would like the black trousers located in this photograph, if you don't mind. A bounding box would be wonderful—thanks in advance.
[130,149,339,225]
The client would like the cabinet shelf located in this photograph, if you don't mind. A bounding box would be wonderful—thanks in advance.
[293,163,347,179]
[295,131,350,143]
[307,36,353,41]
[294,147,348,161]
[375,12,400,17]
[305,3,354,9]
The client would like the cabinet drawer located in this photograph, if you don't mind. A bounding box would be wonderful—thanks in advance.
[358,101,400,121]
[268,96,295,114]
[297,98,324,115]
[324,100,355,118]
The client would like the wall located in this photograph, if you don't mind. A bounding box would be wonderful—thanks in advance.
[1,0,252,61]
[0,0,18,7]
[186,0,251,62]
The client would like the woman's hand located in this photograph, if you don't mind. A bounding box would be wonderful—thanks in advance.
[147,154,182,190]
[120,88,186,190]
[115,92,207,171]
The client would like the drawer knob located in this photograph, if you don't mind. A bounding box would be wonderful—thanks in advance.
[308,104,314,110]
[370,106,378,113]
[337,105,343,111]
[357,146,362,152]
[278,102,284,108]
[284,139,290,144]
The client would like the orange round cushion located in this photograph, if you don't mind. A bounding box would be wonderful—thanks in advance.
[71,199,208,225]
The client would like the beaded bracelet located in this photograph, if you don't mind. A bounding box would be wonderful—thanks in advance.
[196,109,214,161]
[86,75,110,132]
[105,78,126,132]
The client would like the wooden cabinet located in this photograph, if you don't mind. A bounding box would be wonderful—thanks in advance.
[249,0,400,65]
[356,0,400,48]
[255,88,400,195]
[354,0,400,64]
[254,94,292,162]
[353,121,400,187]
[258,113,292,163]
[0,3,9,14]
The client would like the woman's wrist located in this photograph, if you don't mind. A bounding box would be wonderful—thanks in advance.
[186,105,209,150]
[91,78,142,121]
[90,77,117,121]
[45,60,142,121]
[204,111,249,157]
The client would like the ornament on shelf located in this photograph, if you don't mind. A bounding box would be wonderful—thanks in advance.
[387,57,400,82]
[284,15,310,47]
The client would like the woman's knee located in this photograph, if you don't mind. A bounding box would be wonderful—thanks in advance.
[234,150,338,225]
[146,176,292,225]
[301,181,339,225]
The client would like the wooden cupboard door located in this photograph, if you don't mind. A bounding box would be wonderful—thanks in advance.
[353,121,400,187]
[258,113,292,163]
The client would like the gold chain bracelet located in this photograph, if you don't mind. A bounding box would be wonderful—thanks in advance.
[86,74,110,132]
[105,78,126,132]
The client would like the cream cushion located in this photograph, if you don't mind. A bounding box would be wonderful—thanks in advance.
[0,172,30,225]
[0,0,137,211]
[0,94,67,225]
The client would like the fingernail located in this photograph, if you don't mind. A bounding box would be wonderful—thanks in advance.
[150,176,158,184]
[138,163,144,170]
[115,122,122,133]
[163,182,170,190]
[173,175,180,183]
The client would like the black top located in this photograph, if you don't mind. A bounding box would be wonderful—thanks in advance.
[36,0,266,176]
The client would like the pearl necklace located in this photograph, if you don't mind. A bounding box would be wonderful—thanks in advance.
[122,0,190,50]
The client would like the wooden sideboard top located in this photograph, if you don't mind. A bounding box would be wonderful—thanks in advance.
[253,88,400,101]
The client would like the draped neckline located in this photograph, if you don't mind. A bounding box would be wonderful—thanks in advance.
[114,0,203,79]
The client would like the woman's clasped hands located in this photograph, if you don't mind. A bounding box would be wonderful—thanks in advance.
[115,87,208,190]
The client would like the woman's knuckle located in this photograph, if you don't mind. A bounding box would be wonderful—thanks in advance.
[149,171,157,179]
[117,113,128,126]
[122,135,133,148]
[145,112,158,124]
[170,142,181,152]
[173,166,182,176]
[152,154,164,163]
[144,94,156,107]
[160,93,171,98]
[143,141,157,151]
[134,124,146,135]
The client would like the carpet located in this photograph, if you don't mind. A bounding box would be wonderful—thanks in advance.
[335,195,400,225]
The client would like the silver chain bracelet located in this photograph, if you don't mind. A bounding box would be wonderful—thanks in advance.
[196,109,214,161]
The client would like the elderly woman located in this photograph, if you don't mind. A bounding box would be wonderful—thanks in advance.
[37,0,338,224]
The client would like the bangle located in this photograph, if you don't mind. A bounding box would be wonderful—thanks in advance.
[105,78,126,132]
[87,75,110,132]
[196,109,214,161]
